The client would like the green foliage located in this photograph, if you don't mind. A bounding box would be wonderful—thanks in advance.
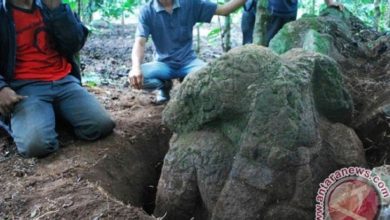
[63,0,143,22]
[61,0,389,32]
[99,0,141,19]
[99,0,124,19]
[207,27,222,42]
[298,0,390,31]
[342,0,389,31]
[62,0,80,10]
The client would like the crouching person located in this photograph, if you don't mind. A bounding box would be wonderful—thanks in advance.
[0,0,115,158]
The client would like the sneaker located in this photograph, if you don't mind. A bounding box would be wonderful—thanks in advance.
[163,80,173,91]
[151,80,172,105]
[153,89,170,105]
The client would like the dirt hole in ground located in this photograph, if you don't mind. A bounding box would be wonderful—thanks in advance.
[80,121,172,214]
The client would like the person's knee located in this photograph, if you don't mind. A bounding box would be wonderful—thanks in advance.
[75,113,115,141]
[143,78,165,91]
[141,62,171,90]
[16,130,59,158]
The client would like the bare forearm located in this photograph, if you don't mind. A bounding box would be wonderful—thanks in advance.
[129,37,146,89]
[43,0,62,10]
[324,0,333,5]
[324,0,344,9]
[215,0,246,16]
[132,40,145,70]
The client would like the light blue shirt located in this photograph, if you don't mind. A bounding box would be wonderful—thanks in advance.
[136,0,217,69]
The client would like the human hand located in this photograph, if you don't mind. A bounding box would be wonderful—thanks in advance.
[128,68,144,90]
[328,2,344,11]
[42,0,62,10]
[0,87,25,116]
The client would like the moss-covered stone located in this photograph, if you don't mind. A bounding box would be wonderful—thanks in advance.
[269,8,359,56]
[302,29,333,55]
[156,46,365,220]
[311,55,354,123]
[269,16,323,54]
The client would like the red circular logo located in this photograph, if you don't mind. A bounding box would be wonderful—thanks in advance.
[327,179,380,220]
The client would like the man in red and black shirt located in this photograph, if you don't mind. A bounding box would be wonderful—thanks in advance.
[0,0,114,158]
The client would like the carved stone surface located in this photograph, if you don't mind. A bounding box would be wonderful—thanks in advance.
[155,46,366,219]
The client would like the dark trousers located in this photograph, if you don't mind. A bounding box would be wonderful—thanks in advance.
[241,5,256,45]
[241,6,296,45]
[266,15,296,45]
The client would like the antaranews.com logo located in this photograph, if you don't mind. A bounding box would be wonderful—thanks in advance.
[316,167,390,220]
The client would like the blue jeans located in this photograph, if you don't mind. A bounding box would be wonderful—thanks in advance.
[10,75,115,158]
[241,2,256,45]
[142,59,206,91]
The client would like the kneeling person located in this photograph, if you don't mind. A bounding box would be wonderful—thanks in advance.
[0,0,115,158]
[129,0,246,104]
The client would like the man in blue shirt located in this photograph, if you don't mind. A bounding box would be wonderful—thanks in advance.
[129,0,245,104]
[241,0,344,45]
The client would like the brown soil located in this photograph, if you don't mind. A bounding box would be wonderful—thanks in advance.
[334,17,390,167]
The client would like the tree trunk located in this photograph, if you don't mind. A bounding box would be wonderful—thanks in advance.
[222,15,232,52]
[253,0,270,46]
[196,24,201,54]
[220,0,232,52]
[121,11,125,26]
[374,0,381,31]
[85,0,94,24]
[77,0,82,19]
[387,0,390,28]
[311,0,316,14]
